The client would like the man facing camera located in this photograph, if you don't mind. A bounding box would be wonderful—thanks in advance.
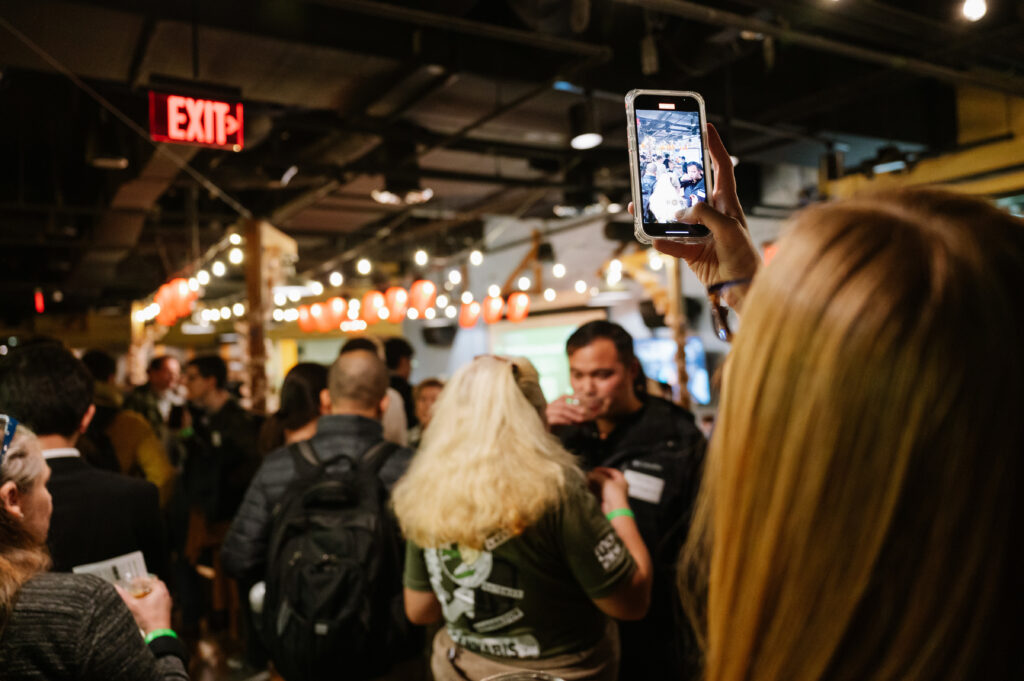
[547,320,706,680]
[0,341,167,578]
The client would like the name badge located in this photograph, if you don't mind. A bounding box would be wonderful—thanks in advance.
[624,469,664,505]
[211,431,222,448]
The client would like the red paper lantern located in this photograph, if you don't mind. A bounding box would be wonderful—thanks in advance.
[482,296,504,324]
[298,304,317,333]
[323,296,346,329]
[310,302,334,333]
[507,292,530,322]
[361,290,386,324]
[409,279,437,314]
[385,286,409,320]
[171,278,191,318]
[459,301,481,329]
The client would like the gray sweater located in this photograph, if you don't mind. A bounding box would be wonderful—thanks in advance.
[0,572,188,680]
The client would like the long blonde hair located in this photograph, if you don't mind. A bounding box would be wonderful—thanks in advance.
[0,425,52,634]
[685,189,1023,681]
[392,356,581,549]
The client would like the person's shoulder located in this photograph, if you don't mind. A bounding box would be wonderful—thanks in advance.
[89,465,159,498]
[20,572,115,607]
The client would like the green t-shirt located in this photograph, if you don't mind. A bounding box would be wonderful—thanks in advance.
[404,479,635,659]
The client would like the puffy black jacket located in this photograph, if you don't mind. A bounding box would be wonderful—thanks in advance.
[221,414,412,583]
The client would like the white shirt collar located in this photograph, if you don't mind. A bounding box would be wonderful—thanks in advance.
[41,448,81,460]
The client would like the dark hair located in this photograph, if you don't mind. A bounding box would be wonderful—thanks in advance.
[187,355,228,389]
[81,350,117,382]
[147,355,176,373]
[384,337,414,370]
[686,162,702,173]
[277,363,328,430]
[566,320,638,368]
[340,338,380,356]
[0,342,94,438]
[258,363,328,455]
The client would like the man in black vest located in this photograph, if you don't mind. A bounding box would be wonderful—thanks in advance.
[547,321,706,680]
[0,341,167,578]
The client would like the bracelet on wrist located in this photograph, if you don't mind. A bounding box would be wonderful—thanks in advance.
[605,508,635,521]
[144,628,178,645]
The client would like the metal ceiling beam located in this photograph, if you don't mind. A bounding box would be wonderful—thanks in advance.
[614,0,1024,97]
[304,0,610,58]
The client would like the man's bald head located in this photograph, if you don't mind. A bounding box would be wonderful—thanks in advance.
[328,349,389,411]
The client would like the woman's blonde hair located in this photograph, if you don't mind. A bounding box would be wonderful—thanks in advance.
[0,425,51,633]
[392,355,581,549]
[684,188,1023,681]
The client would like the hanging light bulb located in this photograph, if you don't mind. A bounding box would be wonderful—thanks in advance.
[424,307,436,320]
[220,306,232,319]
[197,270,210,285]
[461,291,474,304]
[962,0,986,21]
[445,305,457,319]
[407,308,419,320]
[648,250,664,271]
[309,281,324,296]
[575,280,587,294]
[229,233,242,245]
[288,290,302,303]
[544,288,556,302]
[488,284,501,298]
[357,259,372,275]
[518,276,531,291]
[272,309,284,322]
[212,261,226,277]
[329,271,343,287]
[469,250,483,266]
[414,250,428,266]
[232,302,245,317]
[606,269,622,286]
[228,248,244,265]
[448,270,462,285]
[274,293,288,306]
[436,294,449,309]
[552,263,566,278]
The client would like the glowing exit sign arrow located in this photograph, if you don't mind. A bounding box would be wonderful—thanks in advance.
[148,91,244,151]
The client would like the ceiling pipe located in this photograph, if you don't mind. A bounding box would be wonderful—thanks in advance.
[305,0,609,58]
[614,0,1024,97]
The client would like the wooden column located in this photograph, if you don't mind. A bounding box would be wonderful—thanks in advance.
[244,219,268,413]
[665,256,692,410]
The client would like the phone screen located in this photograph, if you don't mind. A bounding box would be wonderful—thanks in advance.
[630,93,710,238]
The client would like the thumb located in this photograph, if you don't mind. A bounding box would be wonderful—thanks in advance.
[673,202,743,245]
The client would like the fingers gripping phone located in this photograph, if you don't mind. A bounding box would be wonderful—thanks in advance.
[625,90,712,243]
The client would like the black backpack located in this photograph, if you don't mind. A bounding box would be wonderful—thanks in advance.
[261,438,404,681]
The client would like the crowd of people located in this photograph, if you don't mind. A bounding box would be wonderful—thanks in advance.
[0,124,1020,681]
[638,148,706,223]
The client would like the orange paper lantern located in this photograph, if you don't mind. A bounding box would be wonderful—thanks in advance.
[298,304,317,333]
[311,302,336,333]
[459,301,481,329]
[482,296,504,324]
[171,278,192,318]
[323,296,346,329]
[507,292,530,322]
[385,286,409,319]
[409,279,437,314]
[361,290,386,324]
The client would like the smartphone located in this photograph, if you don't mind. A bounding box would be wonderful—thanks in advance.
[625,89,712,243]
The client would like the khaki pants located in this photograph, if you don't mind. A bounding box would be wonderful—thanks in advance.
[430,621,619,681]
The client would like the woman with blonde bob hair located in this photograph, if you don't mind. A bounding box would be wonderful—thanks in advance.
[0,418,190,679]
[393,356,653,681]
[654,124,1023,681]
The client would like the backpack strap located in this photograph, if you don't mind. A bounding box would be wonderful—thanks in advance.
[360,440,400,476]
[288,440,323,480]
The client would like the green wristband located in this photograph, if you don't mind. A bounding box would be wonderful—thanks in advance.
[177,426,194,439]
[605,508,635,521]
[144,629,178,645]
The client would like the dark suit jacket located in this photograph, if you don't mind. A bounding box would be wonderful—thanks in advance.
[46,455,168,579]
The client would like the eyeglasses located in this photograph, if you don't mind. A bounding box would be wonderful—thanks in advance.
[707,278,752,343]
[0,414,19,468]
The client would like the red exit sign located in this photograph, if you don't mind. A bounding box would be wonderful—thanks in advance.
[148,91,244,150]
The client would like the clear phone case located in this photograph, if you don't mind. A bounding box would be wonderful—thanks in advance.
[625,89,713,244]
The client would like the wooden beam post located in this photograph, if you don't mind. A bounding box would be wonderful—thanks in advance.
[244,219,268,413]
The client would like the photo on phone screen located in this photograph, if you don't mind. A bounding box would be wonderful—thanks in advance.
[626,91,711,240]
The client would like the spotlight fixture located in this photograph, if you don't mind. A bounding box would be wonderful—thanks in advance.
[569,98,603,150]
